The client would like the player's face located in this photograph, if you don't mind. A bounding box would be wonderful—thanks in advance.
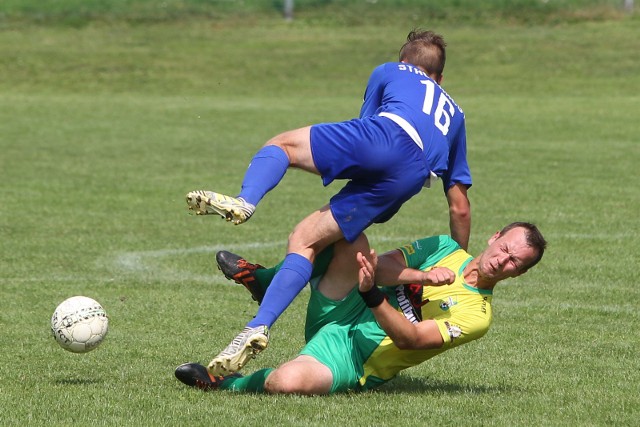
[477,227,538,281]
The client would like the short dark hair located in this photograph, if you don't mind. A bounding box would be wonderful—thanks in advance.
[398,29,447,79]
[499,222,547,271]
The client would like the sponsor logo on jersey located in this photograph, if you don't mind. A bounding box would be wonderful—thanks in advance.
[439,296,458,311]
[395,283,426,323]
[402,244,415,255]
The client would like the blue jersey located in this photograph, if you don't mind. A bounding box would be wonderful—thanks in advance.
[359,62,471,191]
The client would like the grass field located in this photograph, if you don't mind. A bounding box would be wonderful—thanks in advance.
[1,2,639,426]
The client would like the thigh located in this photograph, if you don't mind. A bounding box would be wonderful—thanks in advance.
[266,126,317,173]
[288,205,344,257]
[316,235,370,301]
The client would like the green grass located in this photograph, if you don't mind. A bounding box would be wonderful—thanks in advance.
[0,0,634,26]
[1,5,639,427]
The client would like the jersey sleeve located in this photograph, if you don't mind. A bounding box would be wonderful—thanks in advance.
[359,64,387,119]
[433,310,491,347]
[441,119,472,192]
[398,235,461,270]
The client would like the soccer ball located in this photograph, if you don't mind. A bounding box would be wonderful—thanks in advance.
[51,296,109,353]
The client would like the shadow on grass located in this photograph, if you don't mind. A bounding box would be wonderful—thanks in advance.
[377,375,514,395]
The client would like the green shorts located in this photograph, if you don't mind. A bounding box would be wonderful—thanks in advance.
[299,281,387,393]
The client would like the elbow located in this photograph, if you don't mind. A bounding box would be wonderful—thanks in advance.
[391,335,418,350]
[394,340,413,350]
[449,199,471,219]
[394,337,444,351]
[446,184,470,215]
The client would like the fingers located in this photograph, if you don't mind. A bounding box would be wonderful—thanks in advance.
[357,251,374,270]
[369,249,378,269]
[357,251,375,291]
[425,267,456,285]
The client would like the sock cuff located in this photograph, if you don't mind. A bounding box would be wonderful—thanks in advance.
[221,368,274,393]
[257,145,289,167]
[281,253,313,279]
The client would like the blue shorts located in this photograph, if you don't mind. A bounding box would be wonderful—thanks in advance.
[310,115,429,242]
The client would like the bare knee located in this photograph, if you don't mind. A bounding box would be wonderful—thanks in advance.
[287,208,343,258]
[264,357,333,396]
[264,368,305,394]
[265,127,314,171]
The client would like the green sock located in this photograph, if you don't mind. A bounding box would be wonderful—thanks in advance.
[253,245,335,292]
[253,268,277,294]
[219,368,274,393]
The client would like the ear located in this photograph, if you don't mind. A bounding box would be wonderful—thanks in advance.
[436,74,444,85]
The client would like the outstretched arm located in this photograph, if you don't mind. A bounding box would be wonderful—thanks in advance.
[372,248,456,287]
[357,251,445,350]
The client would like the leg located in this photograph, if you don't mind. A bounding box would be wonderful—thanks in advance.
[186,127,316,223]
[262,126,317,172]
[264,355,333,395]
[237,127,317,205]
[208,207,343,375]
[215,243,335,305]
[247,206,344,327]
[175,356,332,395]
[315,234,370,301]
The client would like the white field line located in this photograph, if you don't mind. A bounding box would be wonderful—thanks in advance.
[111,236,414,273]
[2,232,631,284]
[113,241,285,272]
[109,231,632,280]
[112,230,631,272]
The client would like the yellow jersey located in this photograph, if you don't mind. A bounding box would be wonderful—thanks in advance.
[359,235,492,388]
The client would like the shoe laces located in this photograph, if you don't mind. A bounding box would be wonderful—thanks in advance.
[237,259,262,272]
[219,326,267,356]
[195,375,224,390]
[219,328,252,355]
[232,198,255,217]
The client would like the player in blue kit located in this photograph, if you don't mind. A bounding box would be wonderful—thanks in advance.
[185,30,472,376]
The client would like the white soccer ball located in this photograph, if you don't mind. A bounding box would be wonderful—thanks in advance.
[51,296,109,353]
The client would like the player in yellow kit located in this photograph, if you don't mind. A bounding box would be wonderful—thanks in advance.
[175,222,546,395]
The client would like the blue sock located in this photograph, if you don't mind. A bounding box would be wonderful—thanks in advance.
[238,145,289,207]
[247,253,312,328]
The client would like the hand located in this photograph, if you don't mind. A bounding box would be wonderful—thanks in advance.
[423,267,456,286]
[357,249,378,292]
